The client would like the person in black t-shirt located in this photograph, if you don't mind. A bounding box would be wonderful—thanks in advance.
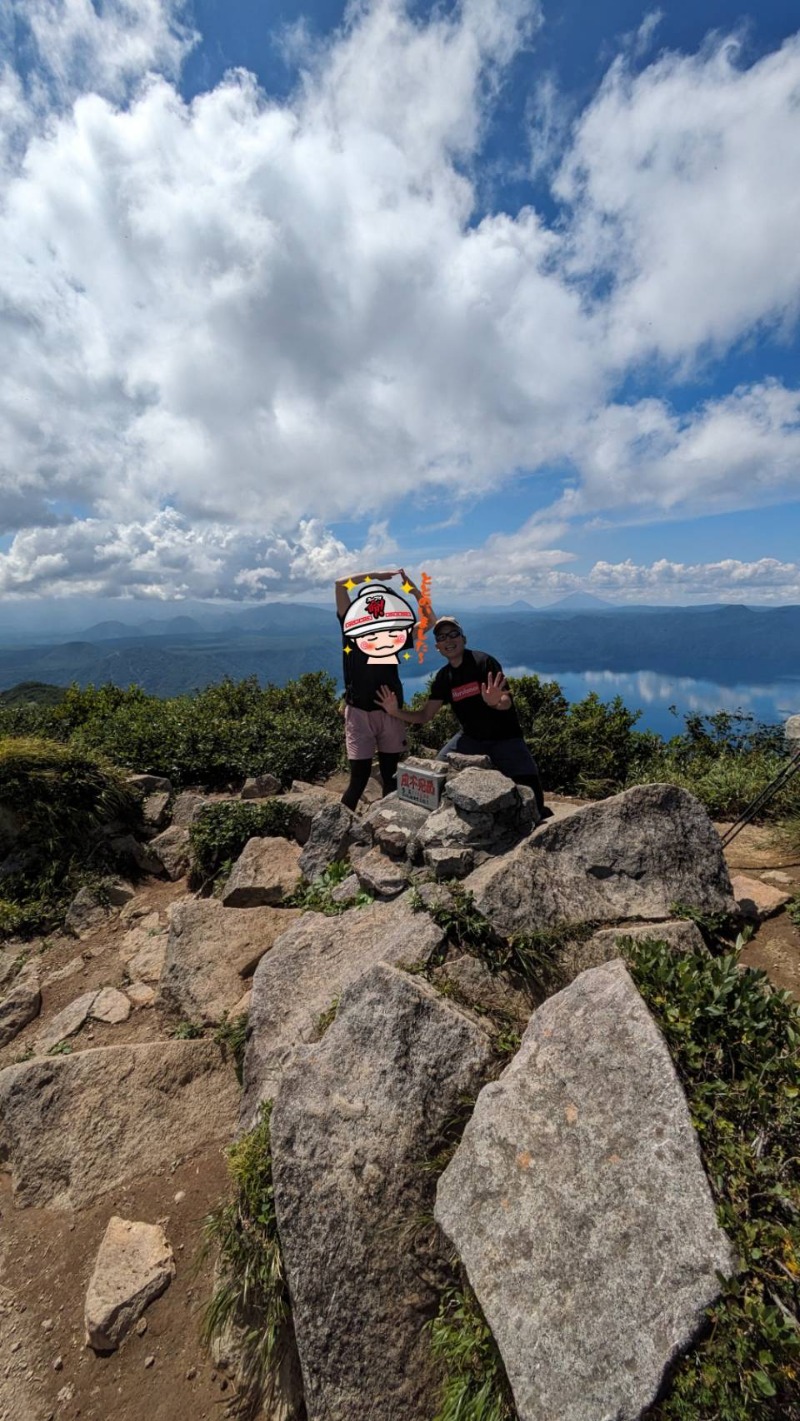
[335,569,427,810]
[375,616,550,819]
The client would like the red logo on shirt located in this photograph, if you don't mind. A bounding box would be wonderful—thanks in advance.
[365,596,386,619]
[452,681,481,702]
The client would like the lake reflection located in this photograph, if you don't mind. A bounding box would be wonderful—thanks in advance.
[400,665,800,740]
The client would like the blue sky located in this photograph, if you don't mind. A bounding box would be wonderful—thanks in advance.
[0,0,799,617]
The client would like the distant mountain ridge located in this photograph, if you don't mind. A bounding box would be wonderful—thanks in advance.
[0,603,797,698]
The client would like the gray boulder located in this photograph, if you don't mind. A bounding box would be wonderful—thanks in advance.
[550,919,709,991]
[0,968,41,1048]
[241,773,282,799]
[149,825,191,881]
[221,836,302,907]
[280,789,340,845]
[239,897,445,1131]
[170,791,211,827]
[361,795,429,860]
[64,880,134,938]
[84,1217,175,1351]
[298,803,370,882]
[433,954,531,1026]
[350,847,408,899]
[0,1040,239,1209]
[444,752,494,773]
[35,990,98,1054]
[271,964,494,1421]
[435,959,737,1421]
[445,767,518,815]
[127,773,172,795]
[142,791,170,829]
[466,783,736,937]
[158,898,301,1025]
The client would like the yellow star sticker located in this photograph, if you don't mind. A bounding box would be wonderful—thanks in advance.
[344,578,356,591]
[401,580,413,593]
[343,644,352,654]
[403,651,411,660]
[363,574,373,582]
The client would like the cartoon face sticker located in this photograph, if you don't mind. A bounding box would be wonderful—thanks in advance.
[342,583,416,663]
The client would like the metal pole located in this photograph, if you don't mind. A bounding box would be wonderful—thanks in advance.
[720,747,800,848]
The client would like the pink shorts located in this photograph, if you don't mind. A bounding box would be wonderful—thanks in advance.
[344,706,408,759]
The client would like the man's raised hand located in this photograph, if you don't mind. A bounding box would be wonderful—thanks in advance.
[481,671,509,707]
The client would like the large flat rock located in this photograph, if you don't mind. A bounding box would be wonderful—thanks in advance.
[435,959,736,1421]
[221,836,302,907]
[84,1216,175,1351]
[157,898,300,1025]
[238,897,444,1131]
[0,1041,239,1209]
[271,964,493,1421]
[465,783,736,937]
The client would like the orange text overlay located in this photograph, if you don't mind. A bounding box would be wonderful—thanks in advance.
[415,572,433,663]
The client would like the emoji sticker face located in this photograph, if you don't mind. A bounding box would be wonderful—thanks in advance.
[342,583,416,664]
[355,627,409,661]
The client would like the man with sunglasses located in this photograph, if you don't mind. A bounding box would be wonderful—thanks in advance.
[375,617,550,820]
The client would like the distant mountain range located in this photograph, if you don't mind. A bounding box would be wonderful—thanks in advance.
[0,602,797,698]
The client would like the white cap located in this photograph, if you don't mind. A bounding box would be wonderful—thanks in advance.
[343,584,415,638]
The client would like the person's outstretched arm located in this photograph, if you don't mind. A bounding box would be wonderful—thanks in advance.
[334,569,401,618]
[375,685,443,725]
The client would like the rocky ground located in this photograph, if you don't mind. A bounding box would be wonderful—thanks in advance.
[0,775,798,1421]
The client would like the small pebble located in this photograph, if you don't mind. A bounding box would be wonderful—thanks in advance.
[185,1366,197,1380]
[144,1355,155,1369]
[10,1342,21,1354]
[52,1356,63,1372]
[173,1190,185,1203]
[41,1319,54,1332]
[134,1317,148,1336]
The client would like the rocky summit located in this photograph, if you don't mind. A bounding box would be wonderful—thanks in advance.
[0,758,795,1421]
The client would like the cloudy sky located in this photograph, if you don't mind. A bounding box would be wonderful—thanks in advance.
[1,0,799,616]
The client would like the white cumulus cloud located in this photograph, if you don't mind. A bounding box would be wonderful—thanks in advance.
[0,0,799,601]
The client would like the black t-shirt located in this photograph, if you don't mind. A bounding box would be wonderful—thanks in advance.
[430,649,522,741]
[339,613,404,713]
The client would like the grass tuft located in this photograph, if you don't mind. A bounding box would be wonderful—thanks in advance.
[285,860,373,915]
[430,1283,516,1421]
[200,1101,294,1419]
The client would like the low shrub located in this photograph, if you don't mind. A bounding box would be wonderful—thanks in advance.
[189,799,295,888]
[0,735,140,938]
[628,940,800,1420]
[285,860,373,915]
[0,673,344,788]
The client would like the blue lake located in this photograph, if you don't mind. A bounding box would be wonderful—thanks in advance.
[400,666,800,741]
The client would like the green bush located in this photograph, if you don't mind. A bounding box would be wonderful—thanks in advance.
[189,799,295,887]
[628,941,800,1420]
[0,735,140,938]
[0,673,344,789]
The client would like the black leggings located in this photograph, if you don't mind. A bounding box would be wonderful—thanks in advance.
[341,753,402,811]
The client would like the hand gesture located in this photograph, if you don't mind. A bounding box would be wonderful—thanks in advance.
[481,671,508,707]
[376,685,400,716]
[398,567,421,598]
